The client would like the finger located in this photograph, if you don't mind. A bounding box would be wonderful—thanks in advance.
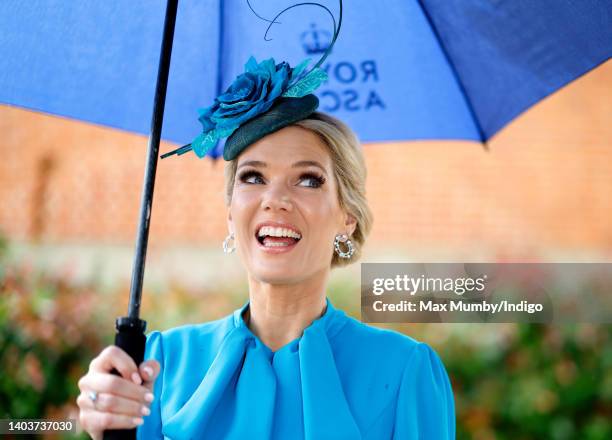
[79,409,144,432]
[89,346,142,385]
[78,410,102,440]
[76,391,151,418]
[139,360,160,387]
[79,372,152,403]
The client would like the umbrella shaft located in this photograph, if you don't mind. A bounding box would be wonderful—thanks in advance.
[128,0,179,319]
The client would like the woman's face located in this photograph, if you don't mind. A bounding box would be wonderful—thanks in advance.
[228,125,356,285]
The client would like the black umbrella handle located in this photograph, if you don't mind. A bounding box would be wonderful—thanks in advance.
[103,317,147,440]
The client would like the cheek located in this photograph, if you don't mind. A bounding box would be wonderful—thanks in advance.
[230,191,259,228]
[231,188,258,208]
[303,196,342,234]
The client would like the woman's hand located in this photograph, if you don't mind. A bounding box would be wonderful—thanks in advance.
[76,345,160,440]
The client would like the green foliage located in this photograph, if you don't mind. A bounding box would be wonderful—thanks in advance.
[442,324,611,440]
[0,238,111,438]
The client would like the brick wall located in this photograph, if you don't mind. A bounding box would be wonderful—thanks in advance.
[1,61,611,261]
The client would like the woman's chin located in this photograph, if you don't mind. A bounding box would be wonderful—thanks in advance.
[250,266,302,285]
[256,272,302,284]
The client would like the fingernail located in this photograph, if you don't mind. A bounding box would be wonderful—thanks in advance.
[131,372,142,385]
[141,406,151,416]
[133,417,144,425]
[144,392,154,403]
[143,366,154,378]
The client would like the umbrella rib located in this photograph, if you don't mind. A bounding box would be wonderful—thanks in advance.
[415,0,487,146]
[216,0,226,98]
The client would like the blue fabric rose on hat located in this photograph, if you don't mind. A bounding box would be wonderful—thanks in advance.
[190,56,328,158]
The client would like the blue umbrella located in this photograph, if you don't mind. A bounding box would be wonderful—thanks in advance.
[1,1,610,152]
[0,1,610,437]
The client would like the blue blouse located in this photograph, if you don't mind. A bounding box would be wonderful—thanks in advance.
[137,297,455,439]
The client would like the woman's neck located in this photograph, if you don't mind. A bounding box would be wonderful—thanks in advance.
[244,272,329,352]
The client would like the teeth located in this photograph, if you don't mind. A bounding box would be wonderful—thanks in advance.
[264,241,291,247]
[257,226,301,240]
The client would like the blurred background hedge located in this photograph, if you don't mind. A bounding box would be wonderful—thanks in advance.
[1,235,610,440]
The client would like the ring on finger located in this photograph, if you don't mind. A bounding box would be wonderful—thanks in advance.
[87,390,99,409]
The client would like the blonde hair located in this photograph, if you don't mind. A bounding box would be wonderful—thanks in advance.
[224,111,373,268]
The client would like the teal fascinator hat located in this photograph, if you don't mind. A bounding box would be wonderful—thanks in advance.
[161,1,342,161]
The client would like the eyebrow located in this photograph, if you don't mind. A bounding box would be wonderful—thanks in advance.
[237,160,328,175]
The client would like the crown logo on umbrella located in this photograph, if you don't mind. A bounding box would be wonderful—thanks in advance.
[301,23,332,55]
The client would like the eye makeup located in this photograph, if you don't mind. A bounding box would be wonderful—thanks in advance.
[298,172,326,188]
[237,169,326,188]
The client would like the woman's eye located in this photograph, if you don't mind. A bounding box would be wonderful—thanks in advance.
[298,173,326,188]
[238,171,264,184]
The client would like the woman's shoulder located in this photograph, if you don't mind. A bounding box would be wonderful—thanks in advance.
[332,312,446,376]
[339,313,430,355]
[144,311,236,360]
[164,313,234,338]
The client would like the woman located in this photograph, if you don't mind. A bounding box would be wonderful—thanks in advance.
[76,56,455,439]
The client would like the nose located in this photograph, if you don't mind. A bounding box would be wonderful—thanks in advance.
[261,186,293,212]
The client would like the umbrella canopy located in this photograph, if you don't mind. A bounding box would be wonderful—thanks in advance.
[1,0,610,158]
